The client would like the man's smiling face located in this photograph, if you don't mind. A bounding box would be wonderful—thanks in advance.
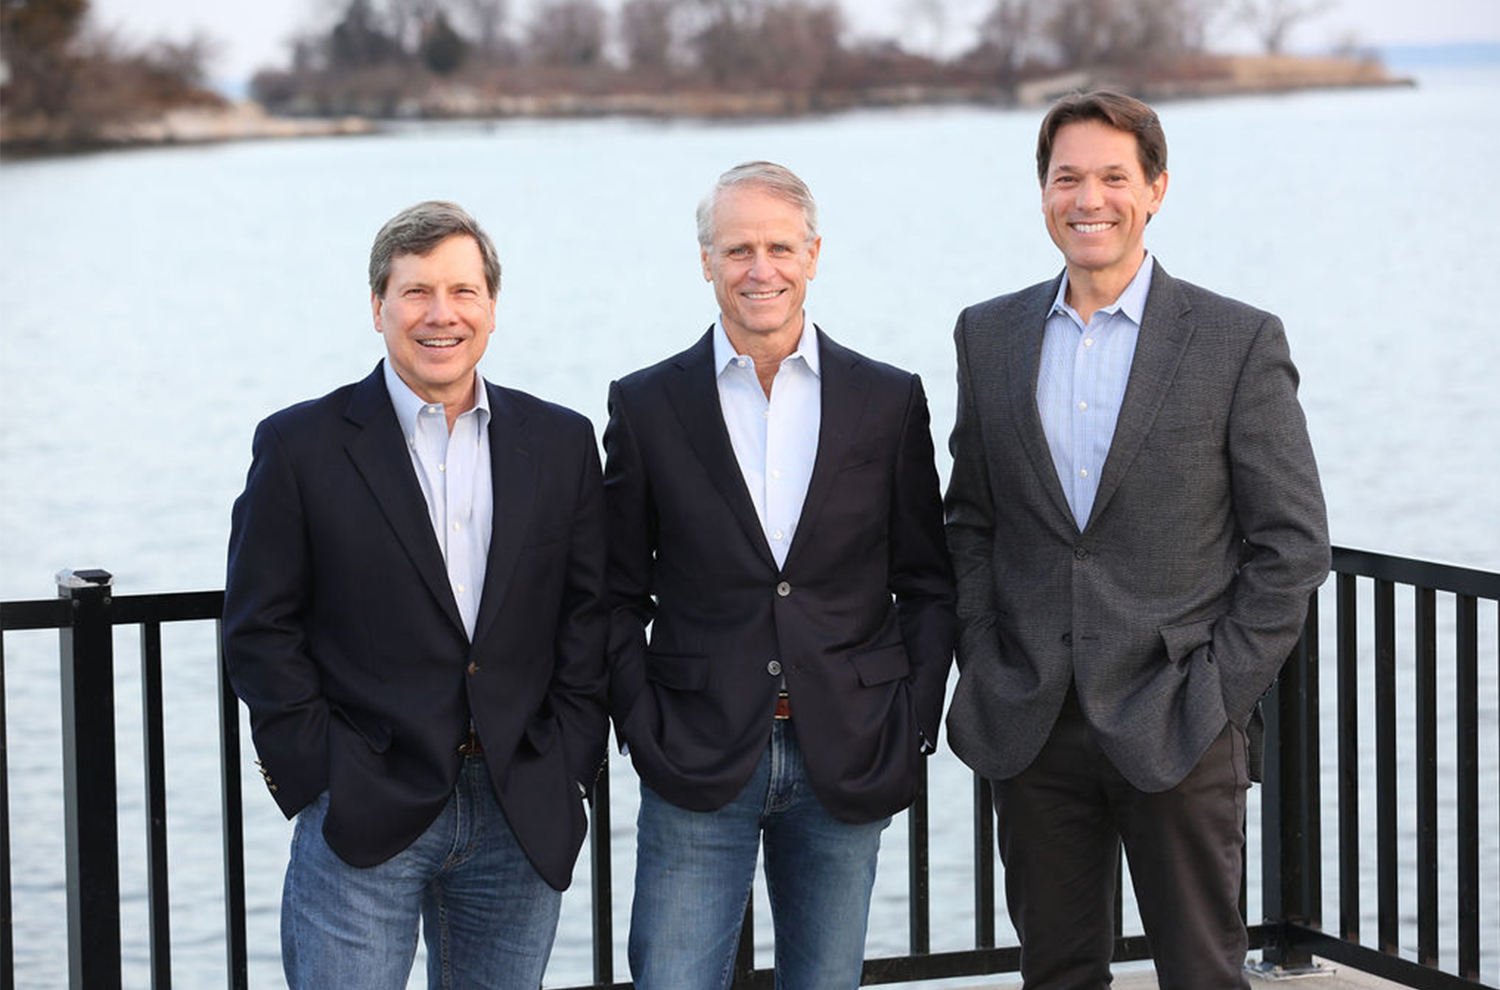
[1042,119,1167,286]
[700,184,820,351]
[372,233,496,412]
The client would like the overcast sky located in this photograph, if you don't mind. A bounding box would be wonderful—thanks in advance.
[86,0,1500,83]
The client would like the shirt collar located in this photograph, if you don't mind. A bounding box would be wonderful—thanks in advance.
[712,314,821,378]
[382,360,490,438]
[1050,251,1155,326]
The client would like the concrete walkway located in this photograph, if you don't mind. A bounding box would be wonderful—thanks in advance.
[930,957,1409,989]
[918,960,1410,990]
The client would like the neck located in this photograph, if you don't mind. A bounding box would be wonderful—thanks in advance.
[724,317,806,398]
[1065,252,1146,324]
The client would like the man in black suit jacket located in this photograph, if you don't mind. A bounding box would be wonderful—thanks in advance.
[223,201,608,989]
[945,92,1329,987]
[604,161,956,989]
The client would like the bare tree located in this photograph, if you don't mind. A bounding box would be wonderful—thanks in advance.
[452,0,512,58]
[527,0,607,67]
[972,0,1040,87]
[1236,0,1333,55]
[757,0,842,91]
[620,0,681,77]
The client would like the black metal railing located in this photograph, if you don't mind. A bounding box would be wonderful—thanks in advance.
[0,547,1495,990]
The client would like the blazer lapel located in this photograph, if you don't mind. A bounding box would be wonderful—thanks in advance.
[782,328,867,571]
[662,329,777,567]
[1007,275,1077,529]
[1086,260,1194,532]
[471,383,538,649]
[343,365,466,636]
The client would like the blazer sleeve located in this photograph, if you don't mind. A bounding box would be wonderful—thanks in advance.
[889,373,958,745]
[602,379,658,736]
[221,418,329,819]
[1213,313,1330,726]
[943,307,1004,677]
[544,416,612,792]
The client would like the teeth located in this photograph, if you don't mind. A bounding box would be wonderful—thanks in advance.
[1072,222,1113,233]
[419,338,460,348]
[745,290,783,300]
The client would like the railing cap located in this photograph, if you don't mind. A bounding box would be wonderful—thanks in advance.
[56,568,114,591]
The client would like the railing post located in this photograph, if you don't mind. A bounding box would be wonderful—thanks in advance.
[56,568,122,990]
[1251,603,1319,976]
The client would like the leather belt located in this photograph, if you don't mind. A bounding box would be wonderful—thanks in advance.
[773,691,792,720]
[458,727,483,757]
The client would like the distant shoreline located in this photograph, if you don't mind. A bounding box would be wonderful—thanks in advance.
[0,54,1415,159]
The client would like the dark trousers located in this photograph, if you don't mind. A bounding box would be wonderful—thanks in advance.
[992,690,1251,990]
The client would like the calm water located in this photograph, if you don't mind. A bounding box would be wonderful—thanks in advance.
[1,66,1497,987]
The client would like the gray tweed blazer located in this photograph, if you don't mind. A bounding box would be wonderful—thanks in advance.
[943,260,1329,791]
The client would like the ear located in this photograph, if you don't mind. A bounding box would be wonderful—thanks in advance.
[700,247,713,282]
[371,291,384,332]
[1147,169,1169,215]
[804,236,822,281]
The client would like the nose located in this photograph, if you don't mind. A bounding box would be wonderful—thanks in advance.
[1077,176,1105,210]
[427,292,456,324]
[747,251,775,280]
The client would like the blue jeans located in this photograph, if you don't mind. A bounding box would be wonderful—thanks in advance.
[628,720,889,990]
[281,755,562,990]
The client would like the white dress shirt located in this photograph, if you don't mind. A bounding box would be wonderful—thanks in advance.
[713,317,821,569]
[383,361,493,639]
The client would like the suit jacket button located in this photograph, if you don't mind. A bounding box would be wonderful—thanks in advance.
[776,581,791,597]
[467,661,480,675]
[1074,547,1089,560]
[1061,632,1073,646]
[767,660,782,676]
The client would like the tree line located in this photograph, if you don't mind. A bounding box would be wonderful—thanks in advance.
[249,0,1341,115]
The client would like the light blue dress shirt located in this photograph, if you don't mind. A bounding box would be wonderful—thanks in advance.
[713,317,821,570]
[1036,253,1155,530]
[383,361,493,639]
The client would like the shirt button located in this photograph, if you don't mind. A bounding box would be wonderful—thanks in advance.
[767,660,782,676]
[1074,547,1089,560]
[772,530,784,541]
[455,584,465,594]
[427,405,439,415]
[1078,401,1088,411]
[439,463,446,472]
[453,523,461,532]
[1084,338,1094,347]
[1079,468,1089,478]
[762,409,770,420]
[771,469,781,480]
[776,581,791,597]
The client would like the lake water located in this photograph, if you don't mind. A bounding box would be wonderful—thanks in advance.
[1,65,1497,987]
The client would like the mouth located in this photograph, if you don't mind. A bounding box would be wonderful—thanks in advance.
[418,337,462,349]
[743,289,786,301]
[1069,221,1116,234]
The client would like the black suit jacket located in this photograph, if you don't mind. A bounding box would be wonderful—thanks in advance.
[222,362,608,890]
[604,327,956,824]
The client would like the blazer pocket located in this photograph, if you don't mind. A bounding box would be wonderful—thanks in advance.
[1159,618,1216,665]
[849,643,910,686]
[644,651,710,691]
[329,702,393,753]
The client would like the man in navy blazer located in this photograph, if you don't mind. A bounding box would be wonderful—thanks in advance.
[223,201,608,989]
[945,92,1329,987]
[605,162,956,988]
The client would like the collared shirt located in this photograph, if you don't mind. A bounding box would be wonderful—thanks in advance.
[713,316,821,570]
[383,360,493,639]
[1036,253,1155,529]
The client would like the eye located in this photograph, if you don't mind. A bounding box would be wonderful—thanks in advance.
[770,244,792,256]
[727,247,750,259]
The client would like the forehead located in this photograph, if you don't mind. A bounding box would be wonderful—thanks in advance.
[1048,119,1143,172]
[386,235,485,281]
[710,186,807,243]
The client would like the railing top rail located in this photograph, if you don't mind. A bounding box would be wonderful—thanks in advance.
[0,590,225,633]
[1331,545,1500,600]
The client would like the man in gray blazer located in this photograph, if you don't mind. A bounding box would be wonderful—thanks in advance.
[944,90,1329,988]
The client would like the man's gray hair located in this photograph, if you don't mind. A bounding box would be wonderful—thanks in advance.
[369,200,502,298]
[695,161,819,249]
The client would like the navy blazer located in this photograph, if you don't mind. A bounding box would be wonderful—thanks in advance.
[604,327,956,824]
[223,362,609,890]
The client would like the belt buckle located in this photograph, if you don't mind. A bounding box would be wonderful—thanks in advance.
[773,692,792,720]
